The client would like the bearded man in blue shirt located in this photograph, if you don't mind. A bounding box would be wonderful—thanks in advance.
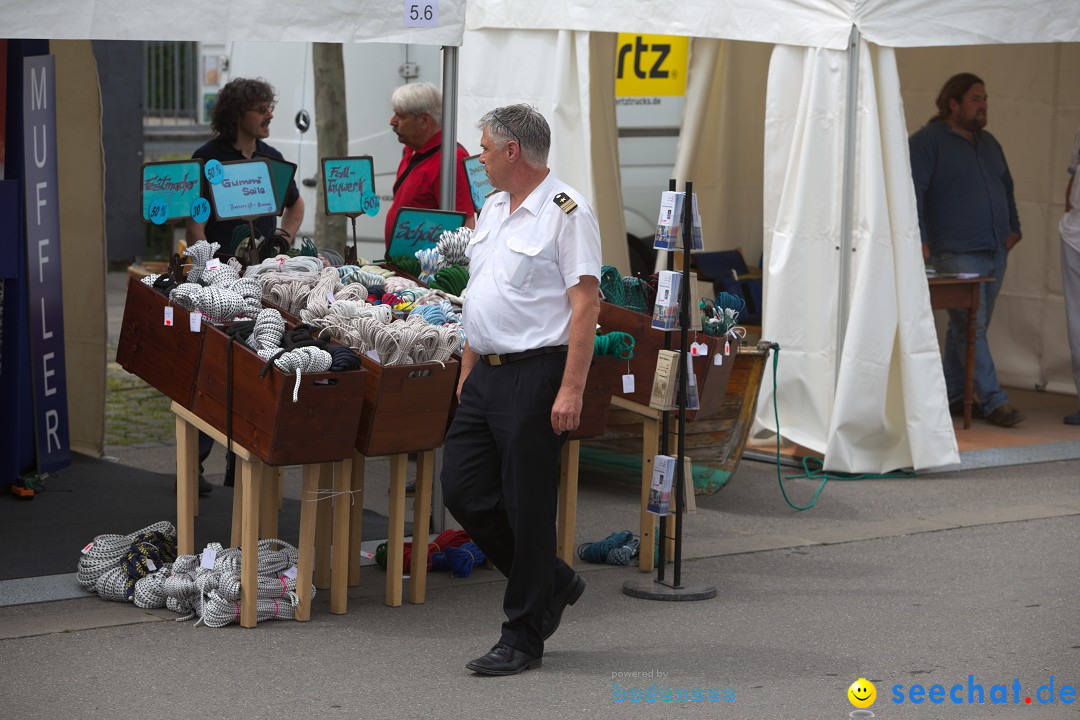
[910,72,1025,428]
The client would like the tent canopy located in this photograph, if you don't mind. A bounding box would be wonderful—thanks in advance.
[467,0,1080,49]
[0,0,467,45]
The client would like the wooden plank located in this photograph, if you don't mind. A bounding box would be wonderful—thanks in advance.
[385,454,407,607]
[330,458,351,614]
[348,451,366,587]
[314,463,333,590]
[239,457,261,628]
[408,451,434,605]
[294,464,320,622]
[175,414,197,555]
[638,417,660,572]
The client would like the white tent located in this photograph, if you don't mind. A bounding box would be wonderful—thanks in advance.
[463,0,1080,473]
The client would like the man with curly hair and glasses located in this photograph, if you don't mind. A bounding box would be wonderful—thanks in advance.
[187,77,304,256]
[184,78,305,495]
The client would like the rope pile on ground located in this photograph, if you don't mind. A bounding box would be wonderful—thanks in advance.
[150,539,315,627]
[76,521,177,602]
[576,530,640,566]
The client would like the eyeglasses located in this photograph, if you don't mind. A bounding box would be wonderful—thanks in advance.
[248,102,276,115]
[491,109,521,145]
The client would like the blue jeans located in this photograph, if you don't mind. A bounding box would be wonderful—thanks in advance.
[931,248,1009,414]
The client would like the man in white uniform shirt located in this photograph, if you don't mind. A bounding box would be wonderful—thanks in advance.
[1060,125,1080,425]
[441,105,602,675]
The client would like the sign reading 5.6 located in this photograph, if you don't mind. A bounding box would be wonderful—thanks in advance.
[404,0,437,27]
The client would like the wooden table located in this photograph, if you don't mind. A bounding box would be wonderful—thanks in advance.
[927,276,992,429]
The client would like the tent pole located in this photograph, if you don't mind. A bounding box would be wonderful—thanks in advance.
[438,45,459,212]
[431,44,460,533]
[836,24,860,385]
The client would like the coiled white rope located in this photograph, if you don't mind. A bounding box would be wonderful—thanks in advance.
[246,308,333,401]
[436,226,471,268]
[243,255,324,278]
[415,248,442,283]
[76,520,176,591]
[182,240,220,285]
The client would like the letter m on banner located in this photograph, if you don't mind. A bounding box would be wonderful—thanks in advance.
[23,54,71,473]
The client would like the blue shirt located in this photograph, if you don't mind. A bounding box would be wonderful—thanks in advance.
[909,120,1020,254]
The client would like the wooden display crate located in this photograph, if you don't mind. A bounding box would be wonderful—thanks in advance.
[597,301,734,421]
[116,275,204,408]
[191,322,368,466]
[259,296,459,457]
[355,354,459,456]
[569,356,619,440]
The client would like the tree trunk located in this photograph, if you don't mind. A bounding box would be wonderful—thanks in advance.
[312,42,348,254]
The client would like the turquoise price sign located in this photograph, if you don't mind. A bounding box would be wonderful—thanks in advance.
[322,156,376,216]
[387,207,467,257]
[141,160,203,224]
[462,154,494,213]
[207,159,279,221]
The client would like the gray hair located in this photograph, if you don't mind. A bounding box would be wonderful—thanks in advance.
[391,82,442,126]
[477,104,550,167]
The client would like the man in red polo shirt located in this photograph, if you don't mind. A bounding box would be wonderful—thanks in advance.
[385,82,475,251]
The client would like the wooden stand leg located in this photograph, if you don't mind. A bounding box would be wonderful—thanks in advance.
[408,451,433,605]
[386,453,407,607]
[348,451,365,587]
[260,465,278,540]
[557,440,580,568]
[314,462,333,590]
[278,468,284,510]
[175,415,197,555]
[239,458,261,628]
[330,458,351,615]
[639,416,660,572]
[294,464,320,622]
[230,469,243,548]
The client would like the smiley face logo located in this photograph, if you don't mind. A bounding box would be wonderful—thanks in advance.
[848,678,876,708]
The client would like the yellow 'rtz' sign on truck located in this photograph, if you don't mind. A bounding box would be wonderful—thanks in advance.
[615,34,688,97]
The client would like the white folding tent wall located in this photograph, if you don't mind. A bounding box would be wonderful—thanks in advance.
[465,0,1080,473]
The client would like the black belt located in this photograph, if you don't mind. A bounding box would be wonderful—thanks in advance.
[479,345,568,366]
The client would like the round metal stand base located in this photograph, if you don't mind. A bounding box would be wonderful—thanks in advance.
[849,711,875,718]
[621,576,717,601]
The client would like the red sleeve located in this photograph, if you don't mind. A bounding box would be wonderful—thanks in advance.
[454,145,476,221]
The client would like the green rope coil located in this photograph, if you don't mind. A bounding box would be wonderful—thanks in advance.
[594,331,635,360]
[389,255,421,277]
[599,265,627,306]
[429,265,470,296]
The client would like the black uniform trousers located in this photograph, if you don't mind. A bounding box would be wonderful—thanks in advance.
[441,351,576,658]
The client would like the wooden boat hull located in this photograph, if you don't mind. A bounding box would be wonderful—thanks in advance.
[581,340,773,495]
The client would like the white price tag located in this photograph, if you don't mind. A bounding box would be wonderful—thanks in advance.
[283,565,298,580]
[189,311,202,332]
[365,349,381,363]
[81,542,94,555]
[404,0,438,27]
[622,374,636,393]
[145,558,157,572]
[200,547,217,570]
[163,307,174,327]
[724,340,731,356]
[690,342,708,356]
[205,258,221,271]
[714,353,723,366]
[360,551,374,560]
[326,291,336,305]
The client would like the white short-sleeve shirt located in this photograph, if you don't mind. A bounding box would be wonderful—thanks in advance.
[1061,126,1080,252]
[462,172,602,355]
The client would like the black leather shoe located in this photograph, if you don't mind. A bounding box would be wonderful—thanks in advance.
[541,573,585,641]
[465,643,541,676]
[198,475,213,497]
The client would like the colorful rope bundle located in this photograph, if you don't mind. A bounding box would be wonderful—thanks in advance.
[374,529,471,573]
[576,530,640,566]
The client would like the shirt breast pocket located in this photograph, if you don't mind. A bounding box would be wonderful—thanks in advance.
[503,236,543,289]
